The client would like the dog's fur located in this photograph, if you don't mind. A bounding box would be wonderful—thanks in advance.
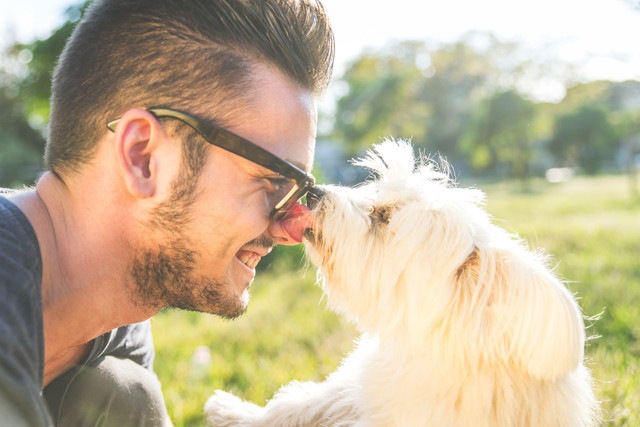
[206,140,599,426]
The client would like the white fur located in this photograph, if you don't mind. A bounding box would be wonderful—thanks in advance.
[206,139,599,426]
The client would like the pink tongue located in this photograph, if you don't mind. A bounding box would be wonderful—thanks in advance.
[281,204,313,243]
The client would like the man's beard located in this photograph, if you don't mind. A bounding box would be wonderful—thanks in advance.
[129,237,249,319]
[128,159,251,319]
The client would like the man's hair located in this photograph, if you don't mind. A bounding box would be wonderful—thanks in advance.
[46,0,335,178]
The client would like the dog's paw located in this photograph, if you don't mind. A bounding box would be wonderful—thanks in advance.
[204,390,264,427]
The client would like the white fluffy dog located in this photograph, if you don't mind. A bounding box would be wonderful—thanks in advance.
[206,140,599,426]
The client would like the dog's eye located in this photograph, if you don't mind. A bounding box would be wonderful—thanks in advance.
[369,205,394,225]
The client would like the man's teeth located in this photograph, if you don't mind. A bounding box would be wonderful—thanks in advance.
[239,253,260,269]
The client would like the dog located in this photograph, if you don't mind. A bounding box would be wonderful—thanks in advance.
[205,139,599,426]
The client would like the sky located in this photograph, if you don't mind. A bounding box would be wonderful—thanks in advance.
[1,0,639,102]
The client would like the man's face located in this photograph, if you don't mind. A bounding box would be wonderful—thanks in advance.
[131,64,317,318]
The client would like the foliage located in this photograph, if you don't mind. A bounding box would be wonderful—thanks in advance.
[153,174,639,426]
[332,35,503,160]
[0,3,88,187]
[2,4,639,186]
[331,36,639,180]
[462,90,537,180]
[0,85,45,186]
[332,41,429,155]
[549,105,619,174]
[12,2,87,126]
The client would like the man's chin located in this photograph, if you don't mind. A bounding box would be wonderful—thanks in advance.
[219,288,250,319]
[202,286,250,319]
[161,279,251,319]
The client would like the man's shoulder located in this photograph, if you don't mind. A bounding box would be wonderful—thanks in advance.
[87,321,156,371]
[0,193,49,426]
[0,191,35,238]
[0,189,44,341]
[0,194,42,288]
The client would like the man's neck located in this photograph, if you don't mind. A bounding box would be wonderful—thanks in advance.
[9,172,157,385]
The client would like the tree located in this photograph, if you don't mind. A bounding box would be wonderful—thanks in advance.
[462,90,537,181]
[611,108,640,198]
[417,39,494,164]
[331,36,504,159]
[331,33,560,172]
[0,2,88,186]
[331,41,428,156]
[14,2,88,127]
[549,105,619,174]
[0,83,46,186]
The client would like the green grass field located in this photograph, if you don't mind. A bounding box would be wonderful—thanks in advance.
[153,174,640,426]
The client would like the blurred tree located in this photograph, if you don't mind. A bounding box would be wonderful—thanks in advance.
[0,2,88,187]
[332,36,506,160]
[549,105,619,174]
[555,81,612,115]
[0,83,46,186]
[558,80,640,115]
[611,108,640,197]
[332,41,428,156]
[418,39,493,164]
[462,90,537,181]
[331,33,568,173]
[2,1,639,192]
[14,2,88,127]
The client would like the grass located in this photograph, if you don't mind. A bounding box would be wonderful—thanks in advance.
[152,268,356,426]
[153,173,640,426]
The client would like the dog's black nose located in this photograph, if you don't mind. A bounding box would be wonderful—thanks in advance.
[306,186,326,210]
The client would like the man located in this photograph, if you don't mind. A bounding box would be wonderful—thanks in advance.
[0,0,334,425]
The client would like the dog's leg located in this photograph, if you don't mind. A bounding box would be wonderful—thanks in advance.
[205,390,264,427]
[205,379,361,427]
[206,338,374,427]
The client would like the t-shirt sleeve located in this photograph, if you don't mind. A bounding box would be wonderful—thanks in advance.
[85,320,156,371]
[0,198,52,426]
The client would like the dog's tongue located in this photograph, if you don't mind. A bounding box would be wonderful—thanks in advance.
[280,204,313,243]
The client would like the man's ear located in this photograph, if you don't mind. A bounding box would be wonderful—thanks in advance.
[111,109,165,198]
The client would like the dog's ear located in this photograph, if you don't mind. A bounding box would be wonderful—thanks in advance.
[455,245,586,380]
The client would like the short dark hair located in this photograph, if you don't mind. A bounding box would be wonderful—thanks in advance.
[46,0,335,177]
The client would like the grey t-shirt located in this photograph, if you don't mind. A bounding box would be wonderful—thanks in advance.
[0,195,155,426]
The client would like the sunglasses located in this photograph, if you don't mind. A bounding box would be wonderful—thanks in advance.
[107,107,315,219]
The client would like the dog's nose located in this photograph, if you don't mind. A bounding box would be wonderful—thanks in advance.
[306,186,326,210]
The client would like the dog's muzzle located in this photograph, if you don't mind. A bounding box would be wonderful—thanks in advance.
[306,186,326,210]
[302,186,326,243]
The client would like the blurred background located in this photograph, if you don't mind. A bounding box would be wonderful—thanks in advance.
[1,0,640,189]
[2,1,639,425]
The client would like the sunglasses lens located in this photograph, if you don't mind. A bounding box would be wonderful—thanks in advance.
[271,186,310,220]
